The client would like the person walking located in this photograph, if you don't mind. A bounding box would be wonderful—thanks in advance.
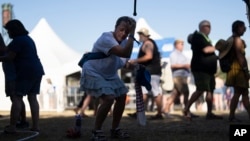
[162,39,198,118]
[128,27,163,120]
[183,20,223,120]
[220,20,250,122]
[80,16,136,140]
[73,93,92,117]
[0,19,45,133]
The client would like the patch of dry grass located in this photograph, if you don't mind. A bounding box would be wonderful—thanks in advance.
[0,110,249,141]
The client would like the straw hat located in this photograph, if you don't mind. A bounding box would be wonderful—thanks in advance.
[215,36,234,59]
[137,28,150,37]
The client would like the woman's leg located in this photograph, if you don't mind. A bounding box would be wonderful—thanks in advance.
[94,95,114,130]
[20,100,26,122]
[229,87,241,120]
[241,88,250,119]
[28,95,40,130]
[5,95,23,132]
[112,94,126,129]
[80,94,92,116]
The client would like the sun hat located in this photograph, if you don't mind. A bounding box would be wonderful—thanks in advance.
[137,28,150,37]
[215,36,234,59]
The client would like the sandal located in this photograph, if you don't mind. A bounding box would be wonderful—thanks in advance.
[91,130,107,141]
[110,128,130,139]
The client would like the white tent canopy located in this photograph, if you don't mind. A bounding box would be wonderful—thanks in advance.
[30,18,81,74]
[134,18,162,40]
[30,18,82,111]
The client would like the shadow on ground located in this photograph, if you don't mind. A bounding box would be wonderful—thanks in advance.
[0,110,249,141]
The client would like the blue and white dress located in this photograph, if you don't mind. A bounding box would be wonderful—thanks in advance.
[80,32,129,98]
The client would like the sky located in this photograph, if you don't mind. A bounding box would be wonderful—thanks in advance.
[1,0,250,56]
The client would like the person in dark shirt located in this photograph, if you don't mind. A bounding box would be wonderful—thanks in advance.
[0,19,45,133]
[128,27,163,120]
[183,20,223,120]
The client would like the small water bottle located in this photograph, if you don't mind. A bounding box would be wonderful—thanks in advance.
[75,114,82,133]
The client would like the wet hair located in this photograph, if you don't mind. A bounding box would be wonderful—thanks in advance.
[4,19,29,37]
[115,16,135,28]
[232,20,245,33]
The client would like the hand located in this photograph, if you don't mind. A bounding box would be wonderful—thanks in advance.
[125,61,135,69]
[129,18,136,34]
[128,59,137,65]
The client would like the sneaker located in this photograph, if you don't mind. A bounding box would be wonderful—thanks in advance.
[110,128,130,139]
[149,114,163,120]
[91,130,107,141]
[16,121,29,129]
[163,112,174,119]
[127,113,137,118]
[206,113,223,120]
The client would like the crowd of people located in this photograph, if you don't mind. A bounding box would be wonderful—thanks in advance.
[1,16,250,141]
[73,17,250,140]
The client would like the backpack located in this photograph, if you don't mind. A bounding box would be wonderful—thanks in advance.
[215,37,234,73]
[219,52,232,72]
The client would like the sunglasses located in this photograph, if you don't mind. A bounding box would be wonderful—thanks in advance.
[203,25,211,28]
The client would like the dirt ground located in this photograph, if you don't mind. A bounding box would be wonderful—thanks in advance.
[0,109,249,141]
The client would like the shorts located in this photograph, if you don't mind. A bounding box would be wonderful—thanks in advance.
[213,88,224,94]
[5,80,15,97]
[142,75,162,97]
[173,76,189,95]
[192,71,215,92]
[16,77,43,96]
